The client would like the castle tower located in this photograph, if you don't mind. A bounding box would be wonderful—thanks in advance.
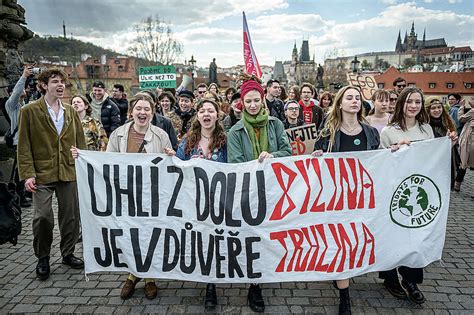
[300,40,310,62]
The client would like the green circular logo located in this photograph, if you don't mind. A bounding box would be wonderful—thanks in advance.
[390,174,441,228]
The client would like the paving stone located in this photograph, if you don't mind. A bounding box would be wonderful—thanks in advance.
[94,306,117,314]
[9,304,42,313]
[1,172,474,314]
[40,304,62,312]
[36,296,64,304]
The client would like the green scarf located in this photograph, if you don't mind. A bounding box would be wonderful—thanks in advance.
[243,108,269,159]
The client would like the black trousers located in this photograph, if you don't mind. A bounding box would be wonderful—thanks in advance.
[11,147,25,200]
[453,144,467,183]
[379,267,423,284]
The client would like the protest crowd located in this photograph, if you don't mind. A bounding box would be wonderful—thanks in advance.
[3,63,473,315]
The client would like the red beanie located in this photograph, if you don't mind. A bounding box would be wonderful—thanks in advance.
[240,80,264,101]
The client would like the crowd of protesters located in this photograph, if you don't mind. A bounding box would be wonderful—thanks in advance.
[4,65,472,315]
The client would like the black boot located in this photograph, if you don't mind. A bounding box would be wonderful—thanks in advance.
[36,256,50,280]
[204,283,217,309]
[248,284,265,312]
[401,280,425,304]
[338,287,351,315]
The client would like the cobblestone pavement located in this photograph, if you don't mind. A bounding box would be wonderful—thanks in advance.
[1,172,473,314]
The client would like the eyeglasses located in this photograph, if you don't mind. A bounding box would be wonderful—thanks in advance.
[396,84,406,88]
[198,91,206,94]
[286,107,299,111]
[390,98,397,102]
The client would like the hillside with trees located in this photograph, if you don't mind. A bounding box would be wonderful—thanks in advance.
[21,35,120,64]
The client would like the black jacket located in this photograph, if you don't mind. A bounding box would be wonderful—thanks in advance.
[113,98,129,125]
[152,113,178,150]
[265,97,285,121]
[101,97,121,136]
[314,123,380,152]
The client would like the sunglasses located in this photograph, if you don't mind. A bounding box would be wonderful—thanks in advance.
[396,84,406,88]
[390,98,397,101]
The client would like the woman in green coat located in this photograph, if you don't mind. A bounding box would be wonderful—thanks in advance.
[227,75,291,312]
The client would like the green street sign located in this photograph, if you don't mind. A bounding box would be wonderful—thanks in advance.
[138,65,177,89]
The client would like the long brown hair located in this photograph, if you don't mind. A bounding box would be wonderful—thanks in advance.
[425,97,456,132]
[317,85,366,149]
[389,87,429,131]
[185,98,226,155]
[319,91,333,108]
[288,85,301,101]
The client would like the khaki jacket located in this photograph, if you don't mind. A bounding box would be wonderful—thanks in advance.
[106,121,172,153]
[17,97,86,184]
[458,106,474,168]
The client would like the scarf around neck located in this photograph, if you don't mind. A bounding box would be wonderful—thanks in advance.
[243,108,269,159]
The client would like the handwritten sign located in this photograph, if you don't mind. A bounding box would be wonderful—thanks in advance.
[285,124,318,155]
[139,66,176,89]
[346,73,377,100]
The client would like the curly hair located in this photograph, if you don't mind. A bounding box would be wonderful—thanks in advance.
[37,68,68,94]
[317,85,366,150]
[184,98,227,155]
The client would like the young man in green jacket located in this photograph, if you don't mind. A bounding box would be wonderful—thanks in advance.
[17,68,86,280]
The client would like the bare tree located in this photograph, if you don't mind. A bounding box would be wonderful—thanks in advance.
[128,15,183,65]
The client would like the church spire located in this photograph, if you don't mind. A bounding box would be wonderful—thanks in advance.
[410,21,416,36]
[396,30,402,52]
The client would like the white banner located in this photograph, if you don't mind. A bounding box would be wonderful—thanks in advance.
[76,138,451,283]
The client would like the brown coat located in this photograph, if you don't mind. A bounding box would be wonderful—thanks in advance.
[17,97,86,184]
[458,106,474,169]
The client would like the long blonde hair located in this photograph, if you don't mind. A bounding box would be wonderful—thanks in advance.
[317,85,366,150]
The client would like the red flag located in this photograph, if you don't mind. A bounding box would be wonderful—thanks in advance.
[243,11,262,78]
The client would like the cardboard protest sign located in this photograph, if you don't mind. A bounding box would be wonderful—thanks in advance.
[285,124,318,155]
[346,73,377,100]
[76,138,450,283]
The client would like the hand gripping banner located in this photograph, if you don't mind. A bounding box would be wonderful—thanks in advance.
[76,138,450,283]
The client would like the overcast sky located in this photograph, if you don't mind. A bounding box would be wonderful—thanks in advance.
[19,0,474,68]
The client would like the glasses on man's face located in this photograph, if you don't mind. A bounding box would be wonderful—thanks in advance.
[286,107,299,112]
[198,91,206,94]
[396,84,406,88]
[390,98,397,102]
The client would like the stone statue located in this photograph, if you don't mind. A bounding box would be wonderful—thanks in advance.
[0,0,33,132]
[208,58,218,85]
[316,64,324,88]
[1,0,33,87]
